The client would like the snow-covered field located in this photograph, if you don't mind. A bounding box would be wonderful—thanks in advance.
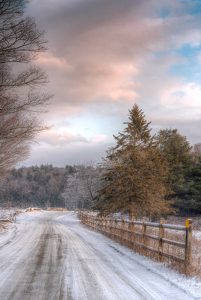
[0,210,201,300]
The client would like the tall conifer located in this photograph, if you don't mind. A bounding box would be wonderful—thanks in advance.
[156,129,195,214]
[93,104,173,218]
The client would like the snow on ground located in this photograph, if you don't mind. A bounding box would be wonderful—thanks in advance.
[59,212,201,299]
[0,208,19,247]
[0,210,201,299]
[0,222,17,248]
[193,231,201,240]
[0,208,41,247]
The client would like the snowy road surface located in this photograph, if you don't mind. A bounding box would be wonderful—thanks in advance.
[0,211,199,300]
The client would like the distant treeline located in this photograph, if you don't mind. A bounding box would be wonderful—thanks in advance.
[0,127,201,216]
[0,163,102,210]
[0,164,67,209]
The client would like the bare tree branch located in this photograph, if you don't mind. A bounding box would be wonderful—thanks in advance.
[0,0,52,177]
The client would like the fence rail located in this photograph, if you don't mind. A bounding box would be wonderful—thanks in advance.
[78,211,193,276]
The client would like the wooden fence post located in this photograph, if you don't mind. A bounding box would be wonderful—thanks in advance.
[121,216,125,244]
[142,217,147,254]
[101,217,104,231]
[185,219,193,276]
[105,217,108,234]
[94,217,96,230]
[158,218,165,262]
[131,217,135,248]
[99,217,101,231]
[110,217,112,235]
[97,217,99,230]
[115,216,118,239]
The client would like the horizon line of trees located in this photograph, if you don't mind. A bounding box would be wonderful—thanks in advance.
[0,163,102,210]
[0,110,200,217]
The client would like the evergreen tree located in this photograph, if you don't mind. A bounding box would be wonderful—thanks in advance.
[175,157,201,214]
[93,104,173,218]
[156,129,194,213]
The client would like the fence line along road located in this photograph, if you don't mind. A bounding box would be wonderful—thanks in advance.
[78,211,193,277]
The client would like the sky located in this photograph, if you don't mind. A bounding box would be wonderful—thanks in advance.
[21,0,201,167]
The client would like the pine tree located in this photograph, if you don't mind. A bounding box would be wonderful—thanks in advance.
[174,157,201,214]
[93,104,173,218]
[156,129,193,190]
[156,129,194,214]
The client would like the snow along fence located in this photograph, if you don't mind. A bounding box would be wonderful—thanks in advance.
[78,211,193,276]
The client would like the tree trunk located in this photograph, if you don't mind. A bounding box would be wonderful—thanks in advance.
[129,205,134,220]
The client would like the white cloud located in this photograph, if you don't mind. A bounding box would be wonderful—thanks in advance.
[36,130,88,146]
[91,135,108,142]
[172,29,201,48]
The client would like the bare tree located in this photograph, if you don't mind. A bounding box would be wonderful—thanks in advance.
[0,0,52,177]
[61,162,103,210]
[192,143,201,163]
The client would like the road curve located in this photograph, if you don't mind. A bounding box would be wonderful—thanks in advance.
[0,211,197,300]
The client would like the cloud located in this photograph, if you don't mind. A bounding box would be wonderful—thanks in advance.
[91,135,108,142]
[148,114,201,145]
[36,129,109,146]
[172,29,201,48]
[36,130,88,146]
[23,140,114,167]
[20,0,201,166]
[30,0,177,114]
[30,0,201,118]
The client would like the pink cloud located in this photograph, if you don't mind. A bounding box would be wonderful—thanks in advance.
[36,130,88,146]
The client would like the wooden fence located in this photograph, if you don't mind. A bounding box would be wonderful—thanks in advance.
[78,211,193,276]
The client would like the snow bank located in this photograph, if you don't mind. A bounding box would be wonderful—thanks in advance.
[0,208,42,248]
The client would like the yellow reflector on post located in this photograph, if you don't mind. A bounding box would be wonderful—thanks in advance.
[186,219,189,228]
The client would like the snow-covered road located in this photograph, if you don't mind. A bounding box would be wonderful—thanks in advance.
[0,211,199,300]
